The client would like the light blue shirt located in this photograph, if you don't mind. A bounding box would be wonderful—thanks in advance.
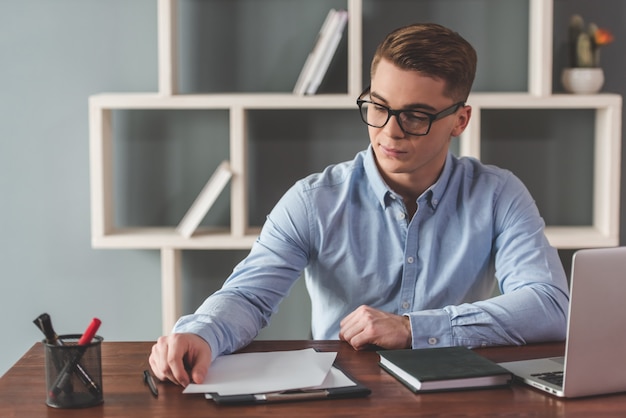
[174,147,569,358]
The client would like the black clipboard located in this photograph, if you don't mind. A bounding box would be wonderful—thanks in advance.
[207,365,371,405]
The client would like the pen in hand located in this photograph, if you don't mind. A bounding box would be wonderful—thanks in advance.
[48,317,102,399]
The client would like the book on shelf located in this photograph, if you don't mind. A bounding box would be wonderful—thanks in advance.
[176,160,232,238]
[293,9,336,95]
[377,346,512,393]
[293,9,348,96]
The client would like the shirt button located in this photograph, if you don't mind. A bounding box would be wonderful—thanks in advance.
[428,337,438,345]
[402,301,410,309]
[397,212,406,220]
[407,256,414,263]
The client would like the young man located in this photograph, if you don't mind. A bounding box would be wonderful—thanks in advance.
[150,23,569,387]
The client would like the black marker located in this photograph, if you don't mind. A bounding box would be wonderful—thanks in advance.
[33,313,102,398]
[34,313,73,394]
[48,318,101,399]
[33,313,60,345]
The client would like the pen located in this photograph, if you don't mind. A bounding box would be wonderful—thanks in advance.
[34,313,73,394]
[48,318,102,399]
[33,313,60,345]
[77,317,101,345]
[256,390,331,402]
[209,391,329,404]
[34,314,103,398]
[143,370,159,397]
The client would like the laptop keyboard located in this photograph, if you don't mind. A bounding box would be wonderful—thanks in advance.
[532,371,564,387]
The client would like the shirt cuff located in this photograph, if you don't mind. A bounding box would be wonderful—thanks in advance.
[173,315,221,361]
[406,309,453,348]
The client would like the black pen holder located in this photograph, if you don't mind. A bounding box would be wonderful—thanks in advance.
[44,334,104,408]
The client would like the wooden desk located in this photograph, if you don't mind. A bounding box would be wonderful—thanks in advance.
[2,340,625,417]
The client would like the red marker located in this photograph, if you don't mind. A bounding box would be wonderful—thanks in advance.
[49,317,102,398]
[78,318,102,345]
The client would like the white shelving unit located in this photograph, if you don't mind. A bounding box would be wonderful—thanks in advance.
[89,0,622,334]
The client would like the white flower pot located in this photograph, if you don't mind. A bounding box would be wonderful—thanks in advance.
[561,68,605,94]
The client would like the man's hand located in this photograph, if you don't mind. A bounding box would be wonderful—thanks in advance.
[149,333,212,387]
[339,305,412,351]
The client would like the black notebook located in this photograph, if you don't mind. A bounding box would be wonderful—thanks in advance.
[378,346,511,392]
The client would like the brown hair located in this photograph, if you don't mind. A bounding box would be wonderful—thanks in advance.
[371,23,477,101]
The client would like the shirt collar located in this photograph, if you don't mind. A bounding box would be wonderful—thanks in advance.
[364,145,454,210]
[364,146,392,208]
[427,152,454,210]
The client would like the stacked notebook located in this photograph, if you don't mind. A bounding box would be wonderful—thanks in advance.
[378,346,512,392]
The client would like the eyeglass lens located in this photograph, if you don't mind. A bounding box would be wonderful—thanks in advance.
[359,102,433,135]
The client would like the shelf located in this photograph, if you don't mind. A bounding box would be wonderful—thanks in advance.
[91,227,260,249]
[468,93,622,108]
[90,93,358,109]
[91,91,622,250]
[89,0,622,334]
[545,226,620,249]
[91,91,622,110]
[90,226,615,251]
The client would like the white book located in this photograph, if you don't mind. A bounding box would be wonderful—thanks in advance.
[305,10,348,95]
[293,9,339,95]
[176,160,233,238]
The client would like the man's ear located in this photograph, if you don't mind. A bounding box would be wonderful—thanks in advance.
[451,105,471,137]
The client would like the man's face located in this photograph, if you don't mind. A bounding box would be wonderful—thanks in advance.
[366,59,470,187]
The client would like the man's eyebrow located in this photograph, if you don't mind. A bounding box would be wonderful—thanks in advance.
[369,91,437,112]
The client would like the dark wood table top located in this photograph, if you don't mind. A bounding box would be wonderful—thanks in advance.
[2,339,626,417]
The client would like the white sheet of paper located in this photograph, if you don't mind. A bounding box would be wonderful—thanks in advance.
[315,365,356,389]
[183,348,337,396]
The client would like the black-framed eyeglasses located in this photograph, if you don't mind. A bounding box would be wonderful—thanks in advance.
[356,87,465,136]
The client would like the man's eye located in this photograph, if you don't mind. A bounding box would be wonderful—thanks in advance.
[403,112,429,122]
[372,104,388,113]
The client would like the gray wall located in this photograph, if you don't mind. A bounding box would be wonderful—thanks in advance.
[1,0,162,376]
[1,0,625,376]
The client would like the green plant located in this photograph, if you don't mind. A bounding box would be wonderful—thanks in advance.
[568,14,614,68]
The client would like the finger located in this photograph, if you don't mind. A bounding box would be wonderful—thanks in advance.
[190,347,212,384]
[339,309,356,329]
[339,314,358,342]
[148,346,164,380]
[341,306,385,350]
[340,304,369,327]
[151,345,186,387]
[348,324,374,351]
[149,338,172,382]
[339,305,366,340]
[341,321,368,350]
[167,337,191,387]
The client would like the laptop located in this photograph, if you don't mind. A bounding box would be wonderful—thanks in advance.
[499,246,626,398]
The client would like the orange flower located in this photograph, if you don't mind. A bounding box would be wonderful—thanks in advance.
[595,28,614,46]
